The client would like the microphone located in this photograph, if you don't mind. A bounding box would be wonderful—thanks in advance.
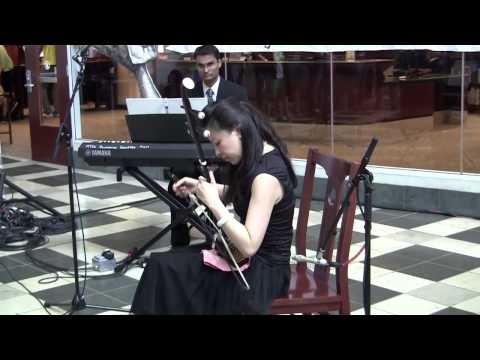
[181,77,209,139]
[182,77,195,91]
[291,254,328,266]
[73,45,90,64]
[181,77,209,179]
[188,193,207,217]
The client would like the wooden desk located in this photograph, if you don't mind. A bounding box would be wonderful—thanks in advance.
[383,73,466,120]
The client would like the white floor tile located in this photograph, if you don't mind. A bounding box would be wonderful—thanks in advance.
[408,282,480,307]
[7,179,53,193]
[131,213,171,227]
[347,263,393,282]
[413,217,480,237]
[370,237,414,256]
[441,271,480,293]
[98,192,158,208]
[124,266,145,281]
[453,295,480,314]
[387,230,444,245]
[373,294,446,315]
[353,220,404,237]
[0,284,27,301]
[19,306,64,315]
[293,208,323,229]
[97,309,131,315]
[49,241,127,263]
[6,273,74,293]
[371,272,434,293]
[106,207,164,221]
[0,294,46,315]
[13,169,66,181]
[465,246,480,259]
[351,307,395,315]
[421,237,479,257]
[0,249,24,258]
[470,267,480,274]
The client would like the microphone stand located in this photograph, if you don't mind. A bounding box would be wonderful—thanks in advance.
[361,169,374,315]
[45,46,128,314]
[296,138,378,315]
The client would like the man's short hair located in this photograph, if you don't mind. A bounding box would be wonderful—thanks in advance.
[193,45,221,60]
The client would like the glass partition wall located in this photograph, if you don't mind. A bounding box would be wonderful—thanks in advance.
[76,46,480,175]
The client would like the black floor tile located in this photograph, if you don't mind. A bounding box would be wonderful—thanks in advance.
[23,248,86,271]
[29,173,101,187]
[75,212,125,229]
[369,253,421,271]
[88,226,172,253]
[411,212,450,223]
[448,229,480,244]
[85,274,139,293]
[5,164,57,177]
[351,231,377,244]
[7,248,72,266]
[386,245,450,262]
[32,196,68,208]
[293,225,371,250]
[349,300,364,312]
[362,211,449,229]
[379,213,448,230]
[132,199,171,214]
[0,197,66,214]
[1,156,20,164]
[432,307,477,315]
[78,183,147,200]
[348,278,401,304]
[0,255,29,269]
[398,262,463,281]
[355,210,410,224]
[72,293,129,315]
[430,253,480,271]
[102,283,138,304]
[33,281,92,304]
[293,224,323,250]
[372,208,417,218]
[0,264,49,283]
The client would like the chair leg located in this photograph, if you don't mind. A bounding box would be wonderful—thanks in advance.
[339,299,350,315]
[7,100,17,145]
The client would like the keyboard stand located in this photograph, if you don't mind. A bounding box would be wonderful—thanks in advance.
[113,166,216,273]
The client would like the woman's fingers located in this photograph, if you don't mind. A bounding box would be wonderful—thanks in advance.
[209,170,216,185]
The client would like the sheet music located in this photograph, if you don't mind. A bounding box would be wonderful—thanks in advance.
[126,97,208,115]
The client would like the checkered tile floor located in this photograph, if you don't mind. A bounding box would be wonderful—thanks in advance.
[1,154,480,315]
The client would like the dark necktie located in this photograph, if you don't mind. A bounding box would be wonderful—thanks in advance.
[206,88,214,105]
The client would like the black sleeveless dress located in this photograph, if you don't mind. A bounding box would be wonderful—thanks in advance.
[131,149,296,314]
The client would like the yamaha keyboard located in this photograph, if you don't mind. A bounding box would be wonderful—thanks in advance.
[78,141,215,168]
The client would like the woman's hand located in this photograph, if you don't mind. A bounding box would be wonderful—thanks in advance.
[172,177,198,198]
[194,171,223,211]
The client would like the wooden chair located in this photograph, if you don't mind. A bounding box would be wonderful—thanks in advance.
[271,148,359,315]
[0,92,15,145]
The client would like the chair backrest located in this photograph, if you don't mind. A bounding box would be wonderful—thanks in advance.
[295,148,359,267]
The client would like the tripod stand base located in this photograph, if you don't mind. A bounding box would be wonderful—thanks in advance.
[44,294,131,314]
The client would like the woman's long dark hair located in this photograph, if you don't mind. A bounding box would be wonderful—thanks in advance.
[202,98,297,203]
